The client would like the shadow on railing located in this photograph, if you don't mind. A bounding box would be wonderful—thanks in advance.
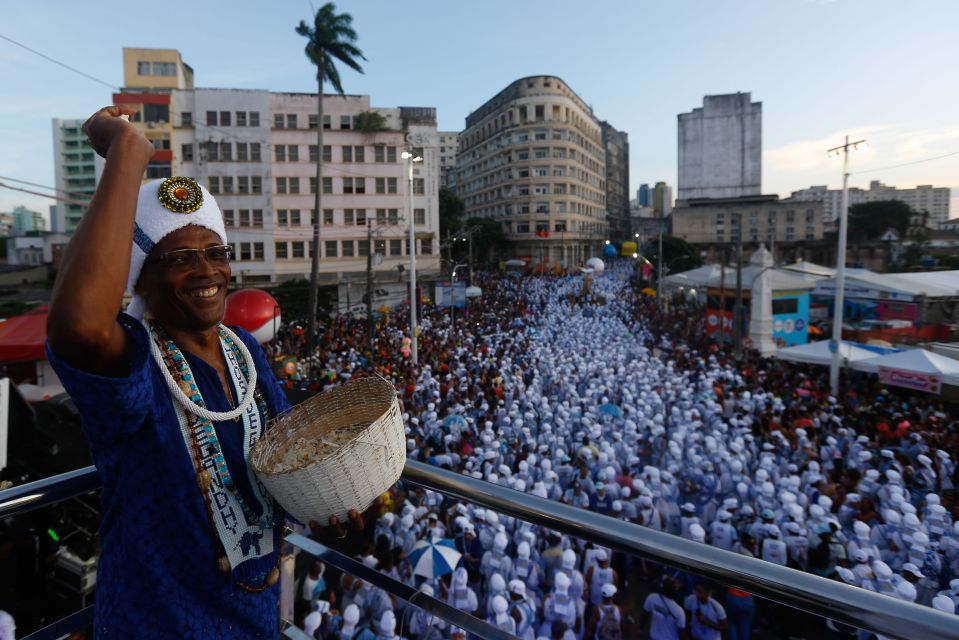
[2,460,957,640]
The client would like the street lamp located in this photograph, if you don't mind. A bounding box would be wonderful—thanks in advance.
[401,149,423,366]
[826,136,867,396]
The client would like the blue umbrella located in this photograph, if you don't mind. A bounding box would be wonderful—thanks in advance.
[599,403,623,418]
[442,415,468,432]
[408,537,462,579]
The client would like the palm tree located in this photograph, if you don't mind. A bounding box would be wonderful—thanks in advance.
[296,3,365,367]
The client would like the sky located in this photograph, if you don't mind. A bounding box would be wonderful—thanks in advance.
[2,0,959,220]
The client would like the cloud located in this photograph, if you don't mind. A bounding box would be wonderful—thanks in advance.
[764,124,896,173]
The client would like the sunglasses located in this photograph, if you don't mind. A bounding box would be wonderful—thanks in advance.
[145,244,233,270]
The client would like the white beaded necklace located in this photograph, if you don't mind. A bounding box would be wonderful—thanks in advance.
[145,321,259,422]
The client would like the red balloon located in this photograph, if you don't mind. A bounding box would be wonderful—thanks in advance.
[224,289,281,343]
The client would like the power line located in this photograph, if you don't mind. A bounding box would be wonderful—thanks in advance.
[0,182,90,206]
[0,175,93,201]
[0,33,118,90]
[850,150,959,177]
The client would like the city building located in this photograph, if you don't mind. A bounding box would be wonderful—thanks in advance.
[652,181,673,217]
[11,206,45,234]
[601,121,630,242]
[671,195,824,263]
[457,75,608,267]
[637,183,651,207]
[790,180,951,227]
[51,119,102,233]
[678,92,761,200]
[0,212,13,237]
[437,131,459,189]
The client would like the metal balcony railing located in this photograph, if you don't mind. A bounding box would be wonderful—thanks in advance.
[2,460,957,640]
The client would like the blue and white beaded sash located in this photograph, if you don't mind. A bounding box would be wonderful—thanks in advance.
[166,332,277,571]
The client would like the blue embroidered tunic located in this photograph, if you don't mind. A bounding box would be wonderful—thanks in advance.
[47,313,292,639]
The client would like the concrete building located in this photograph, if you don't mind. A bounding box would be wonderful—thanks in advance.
[637,184,651,207]
[0,212,13,237]
[170,88,441,287]
[671,195,824,263]
[601,121,630,242]
[51,119,102,233]
[678,93,761,200]
[457,76,608,267]
[790,180,951,227]
[437,131,459,189]
[652,181,673,217]
[11,206,45,234]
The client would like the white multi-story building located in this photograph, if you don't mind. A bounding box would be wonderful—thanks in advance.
[437,131,459,189]
[169,89,441,291]
[790,180,951,227]
[51,118,103,232]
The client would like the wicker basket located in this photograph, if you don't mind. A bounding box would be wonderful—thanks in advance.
[250,376,406,524]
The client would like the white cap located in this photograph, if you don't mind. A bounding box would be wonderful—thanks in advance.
[492,594,509,614]
[509,579,526,596]
[895,581,917,602]
[595,549,608,562]
[932,595,955,613]
[601,583,618,598]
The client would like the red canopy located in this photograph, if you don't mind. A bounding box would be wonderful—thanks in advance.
[0,305,48,362]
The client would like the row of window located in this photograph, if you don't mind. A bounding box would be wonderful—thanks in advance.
[275,176,420,195]
[228,238,434,262]
[137,61,177,77]
[189,142,402,166]
[224,207,426,228]
[273,113,357,130]
[199,111,261,128]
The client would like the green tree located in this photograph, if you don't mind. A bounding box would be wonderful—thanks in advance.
[272,279,334,323]
[296,2,365,356]
[355,111,389,133]
[647,235,703,275]
[466,216,508,265]
[439,186,465,237]
[848,200,912,239]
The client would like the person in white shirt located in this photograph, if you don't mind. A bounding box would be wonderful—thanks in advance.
[761,525,788,566]
[683,583,727,640]
[641,580,687,640]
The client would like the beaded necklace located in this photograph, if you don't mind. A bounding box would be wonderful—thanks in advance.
[149,320,281,591]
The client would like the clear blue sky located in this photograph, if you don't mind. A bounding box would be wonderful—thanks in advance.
[3,0,958,218]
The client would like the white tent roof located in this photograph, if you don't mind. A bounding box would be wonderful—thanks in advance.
[815,270,959,301]
[781,261,836,278]
[852,348,959,384]
[701,265,815,291]
[775,340,880,366]
[662,264,733,289]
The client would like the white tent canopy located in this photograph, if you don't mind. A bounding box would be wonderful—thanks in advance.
[852,348,959,383]
[775,340,881,366]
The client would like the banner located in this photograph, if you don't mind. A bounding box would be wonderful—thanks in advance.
[878,366,941,395]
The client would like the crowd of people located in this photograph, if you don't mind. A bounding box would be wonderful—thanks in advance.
[277,260,958,640]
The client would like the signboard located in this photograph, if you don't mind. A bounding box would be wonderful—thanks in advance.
[879,366,941,395]
[705,309,734,339]
[435,283,466,308]
[876,301,918,323]
[772,291,809,348]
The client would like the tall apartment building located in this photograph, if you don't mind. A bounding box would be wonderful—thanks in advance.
[437,131,459,189]
[678,93,761,200]
[601,122,630,242]
[51,118,102,232]
[637,184,651,207]
[652,181,673,217]
[790,180,951,227]
[11,206,45,234]
[457,76,608,266]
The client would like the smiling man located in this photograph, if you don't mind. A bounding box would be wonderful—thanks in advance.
[45,106,294,638]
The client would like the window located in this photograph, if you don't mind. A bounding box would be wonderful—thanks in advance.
[342,146,353,163]
[236,111,247,127]
[358,239,369,257]
[236,143,248,161]
[181,143,194,162]
[323,115,331,129]
[288,145,299,162]
[292,242,305,258]
[276,177,287,194]
[414,208,425,225]
[181,112,192,127]
[421,238,433,255]
[221,177,233,193]
[252,242,264,261]
[390,239,402,256]
[286,114,297,129]
[290,210,301,225]
[516,221,530,233]
[340,115,352,129]
[355,178,366,194]
[153,62,176,76]
[374,146,385,163]
[219,111,231,126]
[536,220,549,232]
[239,210,250,226]
[250,143,261,162]
[274,114,284,128]
[387,178,398,194]
[375,178,386,194]
[322,177,333,194]
[772,298,799,315]
[207,111,218,126]
[342,240,354,257]
[238,176,249,194]
[240,242,252,261]
[208,176,220,193]
[309,177,317,194]
[137,61,151,75]
[356,209,367,225]
[308,115,318,129]
[289,177,300,194]
[251,176,262,194]
[555,221,567,232]
[344,178,354,194]
[325,240,338,257]
[275,242,288,259]
[322,145,331,162]
[277,210,288,226]
[252,210,263,226]
[223,209,235,227]
[388,209,399,225]
[344,209,354,225]
[309,145,318,162]
[354,146,364,163]
[323,209,334,225]
[376,209,387,225]
[374,239,386,256]
[413,178,425,195]
[387,147,397,163]
[275,146,286,162]
[220,142,232,161]
[249,112,259,127]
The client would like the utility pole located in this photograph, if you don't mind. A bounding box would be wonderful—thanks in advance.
[402,149,423,366]
[719,246,727,341]
[827,135,867,395]
[366,219,374,358]
[733,213,744,360]
[657,229,664,308]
